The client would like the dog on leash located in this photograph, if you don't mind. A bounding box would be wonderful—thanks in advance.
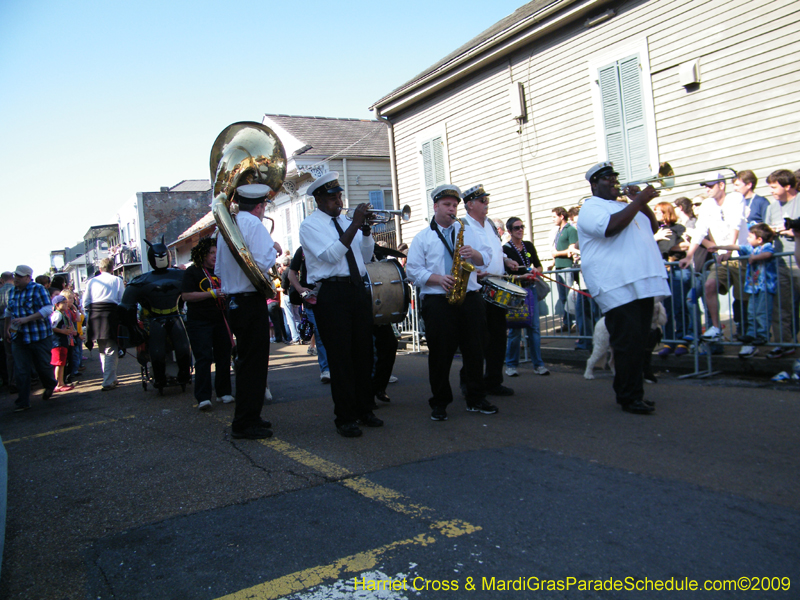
[584,301,667,380]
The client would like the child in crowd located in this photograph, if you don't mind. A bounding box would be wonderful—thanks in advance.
[50,294,76,392]
[709,223,777,358]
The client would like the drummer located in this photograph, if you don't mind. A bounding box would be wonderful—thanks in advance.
[462,184,519,396]
[298,172,383,438]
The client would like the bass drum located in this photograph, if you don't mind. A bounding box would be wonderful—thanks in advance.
[481,276,527,310]
[365,260,410,325]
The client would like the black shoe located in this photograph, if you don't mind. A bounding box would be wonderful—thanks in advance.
[466,400,499,414]
[643,370,658,384]
[336,422,363,437]
[642,399,656,408]
[42,386,55,402]
[259,419,272,428]
[376,391,391,403]
[621,400,655,414]
[231,426,273,439]
[431,406,448,421]
[14,403,30,412]
[357,413,384,427]
[485,385,514,397]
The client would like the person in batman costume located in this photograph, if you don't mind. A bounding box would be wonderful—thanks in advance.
[119,236,192,392]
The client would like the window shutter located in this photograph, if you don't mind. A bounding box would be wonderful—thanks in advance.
[599,54,650,183]
[369,190,385,210]
[599,64,627,180]
[421,135,446,218]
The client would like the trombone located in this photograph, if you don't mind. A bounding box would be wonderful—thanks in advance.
[621,163,738,195]
[345,204,411,224]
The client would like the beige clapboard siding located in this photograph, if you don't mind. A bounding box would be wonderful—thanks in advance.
[389,0,800,254]
[648,0,798,69]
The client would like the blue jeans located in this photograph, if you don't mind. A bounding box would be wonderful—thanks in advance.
[505,295,544,368]
[574,293,601,350]
[664,267,694,344]
[281,297,300,342]
[747,290,773,342]
[12,336,57,406]
[305,306,328,372]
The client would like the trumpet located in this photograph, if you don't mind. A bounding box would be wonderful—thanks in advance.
[345,204,411,224]
[621,163,738,196]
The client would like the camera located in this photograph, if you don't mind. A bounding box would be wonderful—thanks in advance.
[784,217,800,231]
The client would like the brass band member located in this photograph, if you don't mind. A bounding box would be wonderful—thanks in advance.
[298,172,383,438]
[406,184,498,421]
[461,184,517,396]
[215,183,280,439]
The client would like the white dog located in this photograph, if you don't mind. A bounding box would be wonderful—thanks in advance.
[584,301,667,380]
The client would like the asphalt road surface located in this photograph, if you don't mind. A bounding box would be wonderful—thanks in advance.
[1,341,798,599]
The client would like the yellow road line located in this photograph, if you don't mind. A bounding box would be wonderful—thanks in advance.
[215,521,482,600]
[3,415,136,445]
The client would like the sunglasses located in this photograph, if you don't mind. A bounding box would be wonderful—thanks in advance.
[511,225,525,231]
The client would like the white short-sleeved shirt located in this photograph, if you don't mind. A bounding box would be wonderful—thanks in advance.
[577,196,670,314]
[215,210,277,294]
[464,213,503,277]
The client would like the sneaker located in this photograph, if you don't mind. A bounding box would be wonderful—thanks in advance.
[307,346,317,356]
[431,406,448,421]
[504,367,519,377]
[674,344,689,357]
[320,370,331,384]
[533,365,550,375]
[388,375,398,384]
[767,347,795,359]
[54,384,75,392]
[771,371,791,382]
[702,326,723,340]
[197,400,213,411]
[643,371,658,384]
[466,400,499,414]
[264,386,273,401]
[739,345,758,358]
[218,394,235,404]
[657,345,673,358]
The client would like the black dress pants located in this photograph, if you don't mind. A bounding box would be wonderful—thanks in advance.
[227,295,269,432]
[312,280,375,427]
[421,291,487,408]
[483,301,508,388]
[604,297,654,406]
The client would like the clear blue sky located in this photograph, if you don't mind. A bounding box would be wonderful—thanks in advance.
[0,0,526,275]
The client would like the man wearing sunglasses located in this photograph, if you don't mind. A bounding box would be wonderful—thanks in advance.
[462,184,517,397]
[576,163,669,415]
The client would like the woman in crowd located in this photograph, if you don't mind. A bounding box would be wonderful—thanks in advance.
[503,217,549,376]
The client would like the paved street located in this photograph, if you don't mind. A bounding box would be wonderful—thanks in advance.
[1,342,798,599]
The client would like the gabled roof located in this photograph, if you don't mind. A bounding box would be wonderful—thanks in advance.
[169,180,211,192]
[371,0,583,112]
[262,115,389,159]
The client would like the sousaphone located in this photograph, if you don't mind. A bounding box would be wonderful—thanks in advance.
[210,121,287,299]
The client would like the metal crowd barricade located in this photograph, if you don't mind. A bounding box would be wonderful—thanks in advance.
[396,286,422,353]
[689,250,799,377]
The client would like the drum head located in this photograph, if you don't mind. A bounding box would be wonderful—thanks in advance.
[365,260,410,324]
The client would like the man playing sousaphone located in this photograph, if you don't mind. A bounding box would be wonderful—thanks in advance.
[216,183,281,439]
[406,184,496,422]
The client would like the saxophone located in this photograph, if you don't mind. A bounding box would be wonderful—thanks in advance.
[447,218,475,306]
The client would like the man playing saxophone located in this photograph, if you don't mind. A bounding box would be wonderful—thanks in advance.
[406,184,498,421]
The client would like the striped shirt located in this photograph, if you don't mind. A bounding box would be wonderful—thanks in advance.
[5,282,53,344]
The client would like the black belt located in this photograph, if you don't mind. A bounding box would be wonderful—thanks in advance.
[229,291,261,298]
[321,275,368,284]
